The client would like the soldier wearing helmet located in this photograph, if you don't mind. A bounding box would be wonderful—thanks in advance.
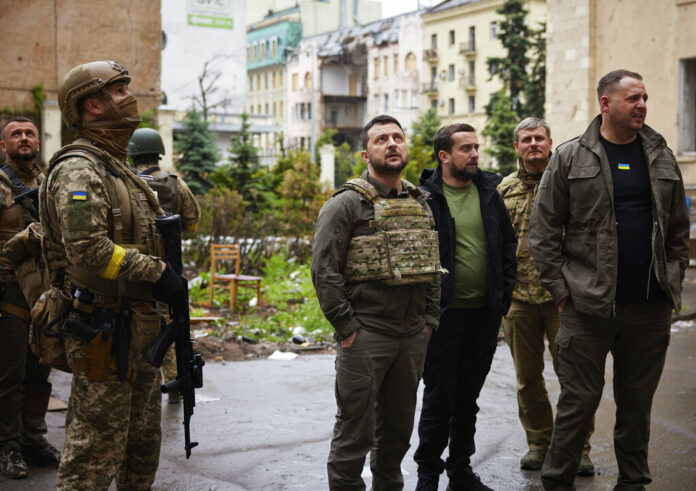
[128,128,200,404]
[40,61,187,490]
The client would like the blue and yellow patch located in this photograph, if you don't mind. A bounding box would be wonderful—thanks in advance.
[72,191,87,201]
[617,163,630,171]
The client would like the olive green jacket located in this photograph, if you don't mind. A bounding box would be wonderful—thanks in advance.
[311,171,441,341]
[529,115,690,318]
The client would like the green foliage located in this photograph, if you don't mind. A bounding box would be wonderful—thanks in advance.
[334,142,357,187]
[403,108,441,184]
[174,109,218,194]
[482,90,520,176]
[139,109,160,129]
[486,0,530,114]
[523,23,547,118]
[30,83,46,115]
[276,151,330,236]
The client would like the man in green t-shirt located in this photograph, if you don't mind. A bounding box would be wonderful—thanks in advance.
[415,124,517,490]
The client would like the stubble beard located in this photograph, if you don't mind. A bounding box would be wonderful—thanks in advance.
[369,156,407,178]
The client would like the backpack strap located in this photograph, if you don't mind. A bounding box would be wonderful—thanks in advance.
[0,164,26,194]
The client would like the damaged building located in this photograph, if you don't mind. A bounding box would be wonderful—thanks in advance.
[286,12,424,153]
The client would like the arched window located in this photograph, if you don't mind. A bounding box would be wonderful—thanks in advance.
[405,52,417,71]
[304,72,312,89]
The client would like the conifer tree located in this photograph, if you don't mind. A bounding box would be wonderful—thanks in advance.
[524,23,546,118]
[174,108,218,194]
[482,90,520,176]
[403,108,441,184]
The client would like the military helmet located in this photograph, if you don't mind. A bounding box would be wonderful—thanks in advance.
[57,60,131,127]
[128,128,165,157]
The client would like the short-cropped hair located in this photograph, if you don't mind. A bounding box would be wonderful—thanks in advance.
[433,123,475,164]
[361,115,404,149]
[514,117,551,142]
[596,69,643,102]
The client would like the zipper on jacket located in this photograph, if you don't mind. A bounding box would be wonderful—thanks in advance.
[645,219,658,301]
[612,302,616,318]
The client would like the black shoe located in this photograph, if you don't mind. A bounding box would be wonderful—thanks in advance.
[416,478,439,491]
[22,443,61,468]
[447,470,493,491]
[0,446,28,479]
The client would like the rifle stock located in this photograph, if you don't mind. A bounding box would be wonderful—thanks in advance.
[147,214,204,458]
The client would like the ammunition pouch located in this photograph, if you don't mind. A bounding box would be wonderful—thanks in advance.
[29,286,72,372]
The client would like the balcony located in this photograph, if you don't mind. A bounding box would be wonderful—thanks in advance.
[422,82,438,95]
[459,77,477,92]
[423,49,438,63]
[459,42,477,58]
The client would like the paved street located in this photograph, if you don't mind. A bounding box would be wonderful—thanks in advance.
[3,317,695,490]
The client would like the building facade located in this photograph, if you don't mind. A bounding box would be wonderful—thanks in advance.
[421,0,546,165]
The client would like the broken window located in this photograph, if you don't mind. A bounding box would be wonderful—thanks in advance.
[449,98,455,115]
[469,95,475,113]
[449,64,455,81]
[405,52,416,71]
[374,58,380,79]
[304,72,312,89]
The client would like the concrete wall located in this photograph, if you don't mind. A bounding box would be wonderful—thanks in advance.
[546,0,696,183]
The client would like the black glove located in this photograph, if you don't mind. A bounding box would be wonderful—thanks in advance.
[153,263,187,307]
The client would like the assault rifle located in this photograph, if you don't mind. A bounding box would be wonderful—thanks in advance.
[147,214,204,458]
[14,187,39,222]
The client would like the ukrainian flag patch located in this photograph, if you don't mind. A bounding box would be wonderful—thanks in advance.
[72,191,87,201]
[617,163,630,171]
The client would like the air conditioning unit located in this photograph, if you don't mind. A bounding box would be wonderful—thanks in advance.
[458,68,465,75]
[439,71,446,80]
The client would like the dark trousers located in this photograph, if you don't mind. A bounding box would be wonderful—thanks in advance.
[327,326,429,491]
[414,307,496,482]
[0,309,52,451]
[541,299,672,490]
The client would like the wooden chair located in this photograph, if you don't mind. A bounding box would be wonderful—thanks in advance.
[209,244,262,311]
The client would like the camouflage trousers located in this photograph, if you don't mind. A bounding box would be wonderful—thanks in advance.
[161,345,177,383]
[57,348,162,490]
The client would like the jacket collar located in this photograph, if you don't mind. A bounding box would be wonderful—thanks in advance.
[516,158,547,184]
[419,164,501,196]
[579,115,666,159]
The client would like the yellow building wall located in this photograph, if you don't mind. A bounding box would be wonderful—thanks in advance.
[422,0,546,166]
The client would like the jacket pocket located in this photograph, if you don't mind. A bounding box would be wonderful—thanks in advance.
[652,161,680,215]
[567,165,604,221]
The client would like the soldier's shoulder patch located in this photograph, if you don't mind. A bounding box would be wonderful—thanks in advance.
[71,190,88,201]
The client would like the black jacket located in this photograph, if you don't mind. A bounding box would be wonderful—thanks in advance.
[419,166,517,345]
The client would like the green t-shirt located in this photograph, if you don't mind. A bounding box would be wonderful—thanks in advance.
[443,181,488,308]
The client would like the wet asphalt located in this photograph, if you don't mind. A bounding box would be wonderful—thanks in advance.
[4,274,696,490]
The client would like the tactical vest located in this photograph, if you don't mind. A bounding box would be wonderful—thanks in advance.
[0,163,40,247]
[139,166,181,215]
[339,178,443,285]
[41,140,165,300]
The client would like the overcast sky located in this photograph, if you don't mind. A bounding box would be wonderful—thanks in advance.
[380,0,436,18]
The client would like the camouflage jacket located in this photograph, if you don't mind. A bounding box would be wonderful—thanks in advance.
[41,139,163,294]
[498,161,552,304]
[135,163,201,232]
[311,170,441,341]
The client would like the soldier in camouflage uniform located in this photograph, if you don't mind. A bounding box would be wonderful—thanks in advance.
[128,128,200,404]
[0,118,61,479]
[42,61,187,490]
[497,118,593,475]
[312,115,441,490]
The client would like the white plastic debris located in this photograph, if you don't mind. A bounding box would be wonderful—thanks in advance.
[268,350,298,360]
[248,297,258,307]
[671,320,694,332]
[188,275,204,290]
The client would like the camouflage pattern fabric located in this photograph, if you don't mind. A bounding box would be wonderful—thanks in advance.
[42,139,164,489]
[498,162,553,304]
[42,146,162,284]
[136,163,201,233]
[342,179,442,285]
[57,345,161,490]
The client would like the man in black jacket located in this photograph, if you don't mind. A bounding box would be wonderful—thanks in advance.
[414,124,517,491]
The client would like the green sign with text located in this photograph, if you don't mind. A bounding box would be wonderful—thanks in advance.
[187,13,234,29]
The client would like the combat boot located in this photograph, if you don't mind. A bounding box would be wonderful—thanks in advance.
[415,478,439,491]
[520,448,546,470]
[446,469,493,491]
[22,442,61,467]
[0,445,28,479]
[576,452,595,476]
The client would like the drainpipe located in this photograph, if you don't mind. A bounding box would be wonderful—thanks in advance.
[340,0,346,28]
[353,0,361,26]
